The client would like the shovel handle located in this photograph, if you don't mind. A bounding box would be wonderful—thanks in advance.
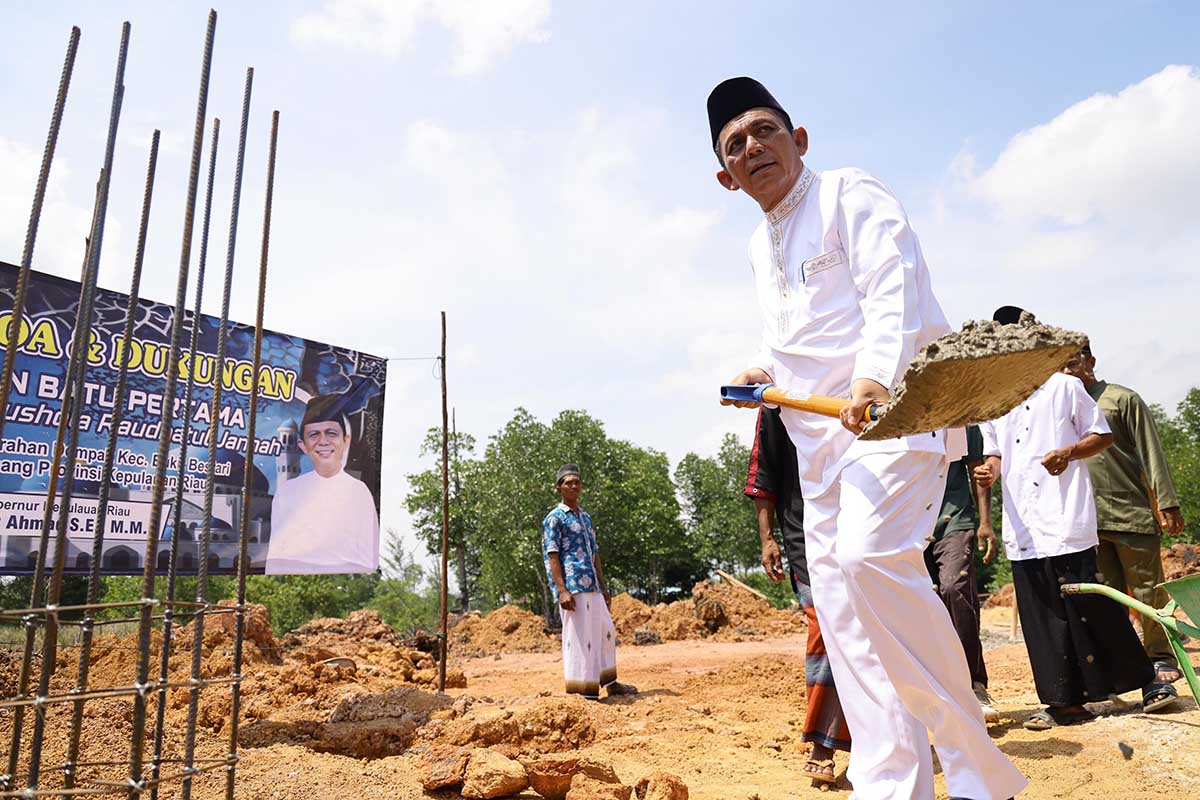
[720,384,884,422]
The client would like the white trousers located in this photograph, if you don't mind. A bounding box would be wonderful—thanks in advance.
[804,450,1027,800]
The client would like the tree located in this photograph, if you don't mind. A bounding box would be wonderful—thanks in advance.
[244,573,381,636]
[405,428,481,610]
[369,533,440,635]
[469,408,705,617]
[1153,387,1200,542]
[674,433,761,571]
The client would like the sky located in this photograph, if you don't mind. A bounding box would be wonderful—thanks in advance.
[3,1,1199,570]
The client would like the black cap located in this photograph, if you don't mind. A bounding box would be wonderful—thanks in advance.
[301,393,351,435]
[707,76,792,150]
[555,464,581,486]
[993,305,1028,325]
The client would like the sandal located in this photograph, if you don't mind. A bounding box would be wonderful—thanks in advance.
[1153,660,1184,684]
[1023,706,1094,730]
[802,758,837,785]
[1143,681,1178,713]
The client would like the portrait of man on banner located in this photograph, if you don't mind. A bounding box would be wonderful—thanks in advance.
[265,392,380,575]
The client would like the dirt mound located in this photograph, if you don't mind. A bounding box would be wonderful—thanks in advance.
[450,605,558,657]
[283,608,399,652]
[419,696,598,759]
[1163,543,1200,581]
[984,583,1016,608]
[610,581,804,644]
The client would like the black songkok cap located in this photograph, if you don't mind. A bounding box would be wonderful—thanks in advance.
[992,305,1028,326]
[556,464,581,486]
[707,76,793,150]
[301,393,351,435]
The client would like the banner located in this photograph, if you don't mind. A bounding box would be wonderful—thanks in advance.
[0,262,386,576]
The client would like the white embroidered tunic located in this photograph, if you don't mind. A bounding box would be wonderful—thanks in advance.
[746,166,962,495]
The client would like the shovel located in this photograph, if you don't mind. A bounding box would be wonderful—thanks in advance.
[720,319,1086,441]
[1061,575,1200,709]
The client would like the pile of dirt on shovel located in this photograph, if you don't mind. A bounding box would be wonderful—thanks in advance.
[610,579,805,644]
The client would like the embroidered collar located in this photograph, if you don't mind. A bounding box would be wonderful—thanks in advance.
[765,166,815,226]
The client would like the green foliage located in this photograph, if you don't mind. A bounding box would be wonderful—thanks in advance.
[733,570,798,610]
[369,533,440,635]
[467,408,704,612]
[405,428,482,610]
[674,433,761,571]
[1152,388,1200,543]
[245,573,381,636]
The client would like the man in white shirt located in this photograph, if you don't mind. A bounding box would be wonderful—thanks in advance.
[266,393,380,575]
[710,77,1025,800]
[975,306,1153,731]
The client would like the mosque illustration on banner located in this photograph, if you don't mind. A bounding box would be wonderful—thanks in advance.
[0,419,309,575]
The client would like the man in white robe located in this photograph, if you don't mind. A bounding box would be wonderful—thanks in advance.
[708,77,1026,800]
[266,394,379,575]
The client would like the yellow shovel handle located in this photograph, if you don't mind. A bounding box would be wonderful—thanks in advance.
[760,388,884,422]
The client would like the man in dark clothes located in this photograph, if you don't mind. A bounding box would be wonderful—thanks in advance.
[975,306,1154,731]
[745,406,850,788]
[924,425,1000,722]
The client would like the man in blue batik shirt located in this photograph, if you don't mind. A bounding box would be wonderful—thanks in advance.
[542,464,637,700]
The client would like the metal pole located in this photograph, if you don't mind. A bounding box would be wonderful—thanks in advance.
[127,11,216,798]
[148,114,220,800]
[62,129,161,792]
[26,21,130,792]
[0,26,80,445]
[181,66,252,800]
[438,312,449,693]
[225,108,278,800]
[3,184,96,796]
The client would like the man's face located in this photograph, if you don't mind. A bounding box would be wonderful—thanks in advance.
[299,420,348,475]
[557,475,582,505]
[716,108,808,212]
[1062,350,1097,384]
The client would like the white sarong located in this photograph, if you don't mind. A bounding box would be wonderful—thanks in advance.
[561,592,617,698]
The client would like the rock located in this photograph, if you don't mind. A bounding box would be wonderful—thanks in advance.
[418,744,470,790]
[566,773,632,800]
[632,628,661,646]
[461,748,530,799]
[445,668,469,688]
[526,756,618,800]
[634,772,689,800]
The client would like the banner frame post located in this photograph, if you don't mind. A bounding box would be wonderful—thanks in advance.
[438,311,450,694]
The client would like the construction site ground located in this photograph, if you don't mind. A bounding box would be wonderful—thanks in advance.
[2,592,1197,799]
[222,605,1199,800]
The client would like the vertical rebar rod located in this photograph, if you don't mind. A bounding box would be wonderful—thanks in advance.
[26,21,130,792]
[3,176,98,793]
[225,108,277,800]
[148,115,220,800]
[180,68,251,800]
[439,312,449,693]
[127,11,216,799]
[62,129,161,792]
[0,26,80,445]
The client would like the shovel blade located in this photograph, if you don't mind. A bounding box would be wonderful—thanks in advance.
[859,334,1084,441]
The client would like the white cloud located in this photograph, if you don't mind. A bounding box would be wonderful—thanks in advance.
[290,0,551,75]
[919,65,1200,415]
[973,65,1200,232]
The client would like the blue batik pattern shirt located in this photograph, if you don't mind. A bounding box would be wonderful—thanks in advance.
[542,503,599,599]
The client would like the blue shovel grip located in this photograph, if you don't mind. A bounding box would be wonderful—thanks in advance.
[720,384,772,403]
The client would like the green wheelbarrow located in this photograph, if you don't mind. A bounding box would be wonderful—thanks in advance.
[1062,574,1200,709]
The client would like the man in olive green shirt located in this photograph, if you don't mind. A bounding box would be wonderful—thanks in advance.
[1064,342,1186,706]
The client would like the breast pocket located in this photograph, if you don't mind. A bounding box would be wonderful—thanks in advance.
[801,248,846,283]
